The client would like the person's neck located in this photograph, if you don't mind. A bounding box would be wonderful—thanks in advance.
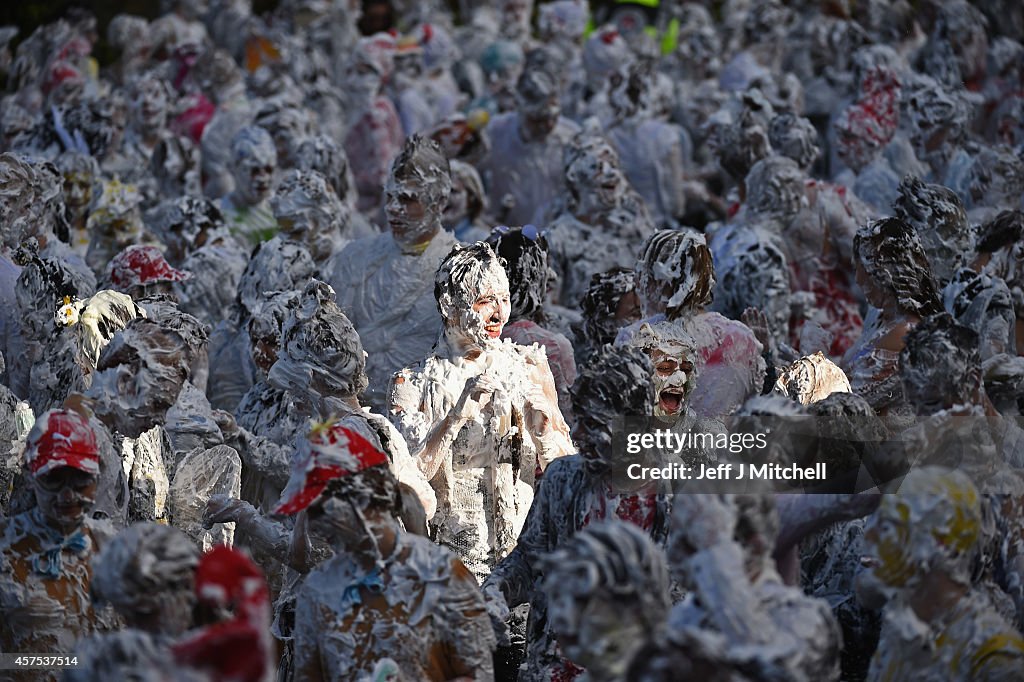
[574,200,615,224]
[139,128,161,149]
[36,509,81,538]
[314,394,353,418]
[443,327,484,360]
[880,299,905,319]
[909,570,967,625]
[517,120,545,144]
[230,191,262,210]
[393,227,438,256]
[372,521,398,560]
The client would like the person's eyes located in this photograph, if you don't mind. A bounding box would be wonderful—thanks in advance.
[72,476,94,490]
[38,476,61,491]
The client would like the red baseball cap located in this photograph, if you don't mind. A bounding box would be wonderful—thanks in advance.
[108,245,191,289]
[24,409,101,477]
[273,422,389,516]
[173,546,271,682]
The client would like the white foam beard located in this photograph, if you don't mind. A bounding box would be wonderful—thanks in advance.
[447,306,503,351]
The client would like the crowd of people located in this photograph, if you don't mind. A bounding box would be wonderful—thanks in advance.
[0,0,1023,680]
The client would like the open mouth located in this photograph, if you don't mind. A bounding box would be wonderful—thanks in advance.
[658,388,684,414]
[485,325,502,338]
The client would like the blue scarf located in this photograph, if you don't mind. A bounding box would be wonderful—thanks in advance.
[31,524,89,579]
[340,567,385,611]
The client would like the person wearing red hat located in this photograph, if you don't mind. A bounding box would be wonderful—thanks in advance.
[68,538,274,682]
[0,409,118,670]
[204,281,433,610]
[105,243,192,301]
[171,545,276,682]
[284,422,496,681]
[68,522,203,680]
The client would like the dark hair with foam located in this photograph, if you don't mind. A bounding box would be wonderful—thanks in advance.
[854,217,943,317]
[899,312,981,407]
[389,134,451,210]
[635,228,715,319]
[433,241,507,321]
[487,226,549,323]
[571,344,654,419]
[541,519,669,630]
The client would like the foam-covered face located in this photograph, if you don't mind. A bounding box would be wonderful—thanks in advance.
[649,342,695,417]
[569,145,626,215]
[968,148,1024,210]
[385,177,439,251]
[132,78,169,132]
[234,157,274,206]
[538,1,587,43]
[33,467,98,532]
[615,290,641,324]
[307,495,367,548]
[976,309,1015,360]
[392,52,422,87]
[275,213,333,264]
[488,67,521,112]
[442,175,468,227]
[863,497,915,590]
[344,60,382,100]
[87,346,186,438]
[637,273,675,317]
[444,261,511,348]
[547,583,646,678]
[471,284,512,341]
[519,93,560,140]
[501,0,532,35]
[907,90,966,155]
[63,170,93,211]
